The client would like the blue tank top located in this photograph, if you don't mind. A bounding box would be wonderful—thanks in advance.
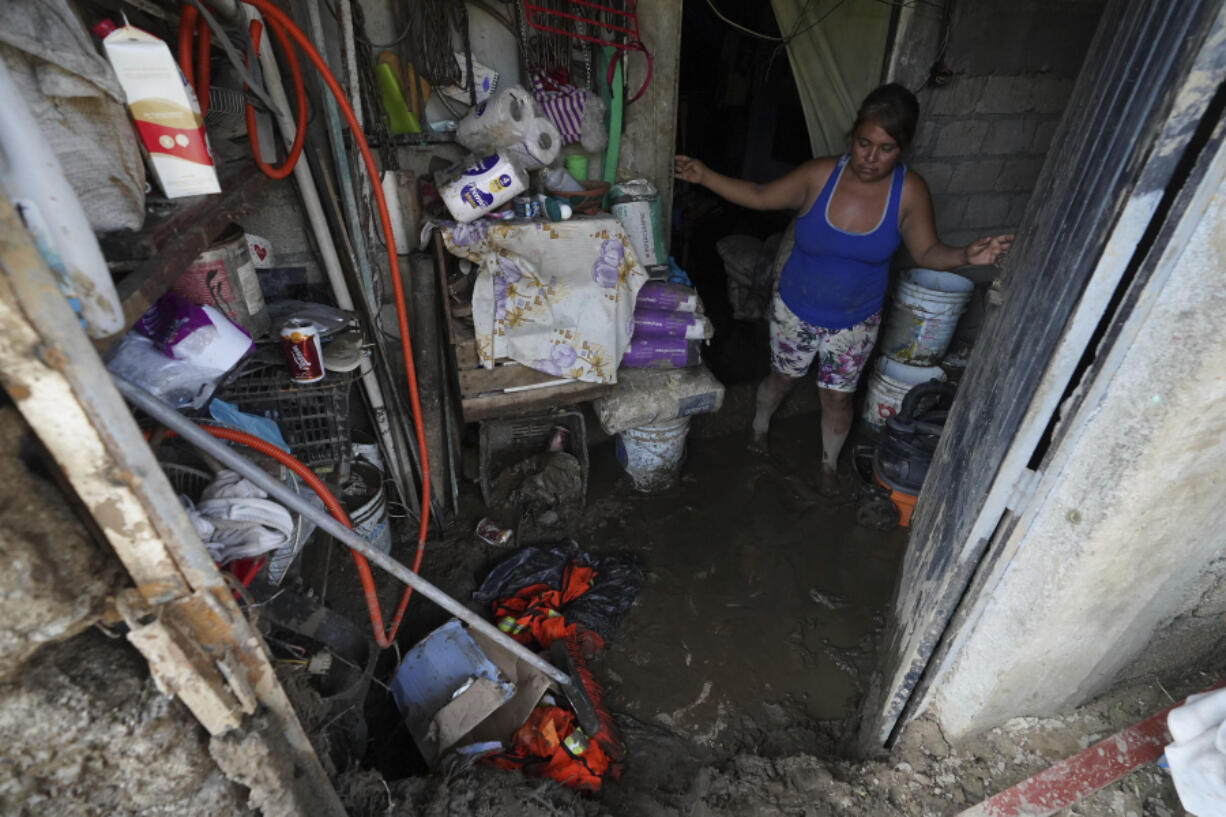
[777,155,905,329]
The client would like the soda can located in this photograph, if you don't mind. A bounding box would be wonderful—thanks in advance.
[475,517,513,546]
[548,425,568,453]
[281,319,325,383]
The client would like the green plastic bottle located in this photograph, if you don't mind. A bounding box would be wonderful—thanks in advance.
[375,63,421,135]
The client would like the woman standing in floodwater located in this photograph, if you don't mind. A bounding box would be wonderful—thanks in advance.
[675,83,1012,496]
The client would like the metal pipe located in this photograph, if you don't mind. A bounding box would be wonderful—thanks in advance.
[114,375,572,689]
[240,3,416,511]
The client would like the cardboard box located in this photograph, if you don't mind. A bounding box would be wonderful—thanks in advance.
[102,24,220,198]
[390,619,552,767]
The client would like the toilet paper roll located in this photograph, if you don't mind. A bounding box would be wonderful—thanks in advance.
[456,84,534,152]
[503,116,561,171]
[440,153,529,223]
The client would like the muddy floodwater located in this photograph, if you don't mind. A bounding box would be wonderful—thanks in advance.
[581,414,908,750]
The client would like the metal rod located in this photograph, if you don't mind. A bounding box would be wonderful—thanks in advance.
[114,375,572,688]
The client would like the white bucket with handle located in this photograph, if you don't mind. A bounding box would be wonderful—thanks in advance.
[880,268,975,365]
[616,416,690,492]
[861,357,947,432]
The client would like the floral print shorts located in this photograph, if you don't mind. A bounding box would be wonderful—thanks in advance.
[768,292,880,392]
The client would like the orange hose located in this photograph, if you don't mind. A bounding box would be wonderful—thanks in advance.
[159,426,411,648]
[244,18,307,180]
[177,0,432,644]
[177,6,197,87]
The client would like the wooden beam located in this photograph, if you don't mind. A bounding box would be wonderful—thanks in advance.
[0,193,346,817]
[104,163,269,345]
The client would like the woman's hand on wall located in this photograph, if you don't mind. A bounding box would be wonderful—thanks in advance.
[966,234,1014,266]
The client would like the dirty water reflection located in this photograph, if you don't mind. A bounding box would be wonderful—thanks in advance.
[583,414,908,751]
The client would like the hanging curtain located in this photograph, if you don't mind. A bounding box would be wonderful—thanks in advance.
[771,0,893,157]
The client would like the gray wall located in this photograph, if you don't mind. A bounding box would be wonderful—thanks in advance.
[924,165,1226,738]
[890,1,1104,248]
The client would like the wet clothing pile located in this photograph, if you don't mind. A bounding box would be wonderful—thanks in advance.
[475,543,643,792]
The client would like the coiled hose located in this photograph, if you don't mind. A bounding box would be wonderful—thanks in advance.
[176,0,431,647]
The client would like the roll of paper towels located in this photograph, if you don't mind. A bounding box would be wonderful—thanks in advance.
[504,116,561,171]
[440,153,528,223]
[456,84,534,151]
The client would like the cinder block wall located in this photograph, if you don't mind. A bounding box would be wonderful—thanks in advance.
[894,1,1105,248]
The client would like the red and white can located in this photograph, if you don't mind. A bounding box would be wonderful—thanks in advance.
[281,319,325,383]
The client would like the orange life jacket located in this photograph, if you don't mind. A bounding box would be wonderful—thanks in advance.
[487,703,613,793]
[491,562,605,651]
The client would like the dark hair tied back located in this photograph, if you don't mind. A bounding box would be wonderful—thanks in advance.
[853,83,920,150]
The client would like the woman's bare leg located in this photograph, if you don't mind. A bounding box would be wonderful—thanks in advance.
[818,388,854,494]
[751,370,799,451]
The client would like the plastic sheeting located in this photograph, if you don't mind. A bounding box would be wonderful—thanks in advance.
[0,0,145,231]
[770,0,893,157]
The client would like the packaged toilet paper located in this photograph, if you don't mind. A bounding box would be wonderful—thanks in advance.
[503,116,561,171]
[457,85,534,150]
[440,153,528,223]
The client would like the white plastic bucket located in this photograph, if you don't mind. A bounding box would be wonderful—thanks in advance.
[345,461,391,555]
[861,357,947,431]
[880,268,975,365]
[615,416,690,493]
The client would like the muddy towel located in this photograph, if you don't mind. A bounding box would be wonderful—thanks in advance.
[474,543,643,646]
[435,218,648,384]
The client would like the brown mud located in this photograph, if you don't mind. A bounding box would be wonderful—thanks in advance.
[335,412,1192,817]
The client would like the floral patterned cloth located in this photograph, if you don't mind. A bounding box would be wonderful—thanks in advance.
[436,217,649,384]
[768,291,880,392]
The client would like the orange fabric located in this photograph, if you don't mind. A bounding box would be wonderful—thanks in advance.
[489,705,611,793]
[484,561,622,791]
[490,563,601,648]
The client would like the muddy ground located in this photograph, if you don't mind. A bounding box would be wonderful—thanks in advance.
[318,411,1199,817]
[0,403,1204,816]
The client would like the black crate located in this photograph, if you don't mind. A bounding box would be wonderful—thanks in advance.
[216,364,354,476]
[479,408,587,507]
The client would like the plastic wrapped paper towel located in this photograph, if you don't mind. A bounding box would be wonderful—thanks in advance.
[439,153,528,223]
[456,84,560,171]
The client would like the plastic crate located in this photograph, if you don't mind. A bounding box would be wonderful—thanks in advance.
[216,364,354,475]
[479,408,587,507]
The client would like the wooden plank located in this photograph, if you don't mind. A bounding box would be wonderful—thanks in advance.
[462,380,611,422]
[0,193,346,814]
[856,0,1224,753]
[106,163,269,345]
[958,680,1226,817]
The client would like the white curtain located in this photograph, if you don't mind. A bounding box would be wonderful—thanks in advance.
[771,0,894,157]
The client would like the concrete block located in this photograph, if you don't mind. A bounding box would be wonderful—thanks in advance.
[1008,192,1033,225]
[911,161,954,194]
[1030,118,1061,153]
[933,194,968,234]
[982,119,1039,155]
[931,119,989,157]
[995,157,1046,192]
[977,75,1036,115]
[950,159,1006,193]
[959,193,1013,229]
[911,120,944,155]
[927,76,989,117]
[1029,77,1076,114]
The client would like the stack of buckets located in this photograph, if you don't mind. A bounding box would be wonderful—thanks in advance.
[862,268,975,525]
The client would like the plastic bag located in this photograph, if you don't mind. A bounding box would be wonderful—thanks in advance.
[473,542,643,644]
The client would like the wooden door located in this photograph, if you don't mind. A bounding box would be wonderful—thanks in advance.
[856,0,1226,752]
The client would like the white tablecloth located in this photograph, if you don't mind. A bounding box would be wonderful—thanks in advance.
[437,217,648,384]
